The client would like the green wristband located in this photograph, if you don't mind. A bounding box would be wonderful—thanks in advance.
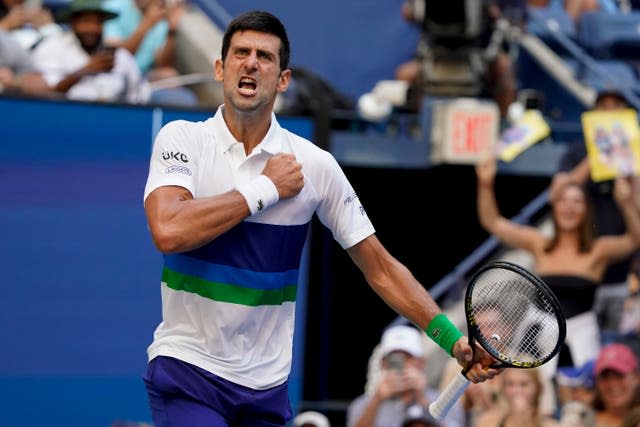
[425,313,464,357]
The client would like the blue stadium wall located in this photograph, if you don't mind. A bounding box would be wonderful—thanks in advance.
[208,0,420,103]
[0,97,314,427]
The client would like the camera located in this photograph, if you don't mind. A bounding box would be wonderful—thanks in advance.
[387,352,406,372]
[97,45,116,55]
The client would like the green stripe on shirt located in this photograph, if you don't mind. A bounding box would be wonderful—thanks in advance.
[162,267,298,306]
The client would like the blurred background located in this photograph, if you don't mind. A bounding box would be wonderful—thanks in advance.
[2,0,639,425]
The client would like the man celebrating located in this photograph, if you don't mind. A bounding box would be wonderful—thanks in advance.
[142,9,501,426]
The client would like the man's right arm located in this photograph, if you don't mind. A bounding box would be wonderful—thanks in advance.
[144,185,251,254]
[145,152,304,254]
[53,50,115,93]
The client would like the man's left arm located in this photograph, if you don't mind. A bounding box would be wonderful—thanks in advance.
[346,235,501,382]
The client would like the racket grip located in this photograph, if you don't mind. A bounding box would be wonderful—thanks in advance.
[428,372,470,421]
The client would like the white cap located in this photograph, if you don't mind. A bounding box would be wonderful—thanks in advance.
[293,411,331,427]
[379,325,424,358]
[357,92,393,122]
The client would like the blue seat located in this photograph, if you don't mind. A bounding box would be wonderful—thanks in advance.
[580,59,639,91]
[526,4,577,53]
[577,11,640,58]
[564,56,639,93]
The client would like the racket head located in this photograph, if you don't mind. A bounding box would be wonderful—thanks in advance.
[464,261,566,368]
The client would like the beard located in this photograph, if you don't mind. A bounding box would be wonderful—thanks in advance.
[76,31,103,54]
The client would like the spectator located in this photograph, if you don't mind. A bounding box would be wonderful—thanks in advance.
[471,368,558,427]
[346,325,464,427]
[0,28,49,95]
[555,361,597,410]
[564,0,620,21]
[592,343,640,427]
[462,375,504,426]
[550,89,640,338]
[528,0,620,22]
[557,401,596,427]
[619,253,640,336]
[476,156,640,372]
[102,0,198,106]
[293,411,331,427]
[103,0,183,77]
[401,403,441,427]
[554,360,597,426]
[30,0,150,103]
[0,0,63,50]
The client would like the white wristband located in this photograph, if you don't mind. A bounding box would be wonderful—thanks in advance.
[236,175,279,216]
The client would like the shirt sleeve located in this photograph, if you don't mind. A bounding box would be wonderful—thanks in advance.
[0,32,36,75]
[312,150,375,249]
[143,120,200,202]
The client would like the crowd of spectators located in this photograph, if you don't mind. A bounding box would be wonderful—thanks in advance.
[5,1,640,426]
[0,0,198,106]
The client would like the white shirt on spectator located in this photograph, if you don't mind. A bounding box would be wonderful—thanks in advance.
[31,31,150,103]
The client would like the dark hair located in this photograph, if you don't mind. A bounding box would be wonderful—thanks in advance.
[622,405,640,427]
[0,0,9,19]
[595,89,630,109]
[220,10,290,71]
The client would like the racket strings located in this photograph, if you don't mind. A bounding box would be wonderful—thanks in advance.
[469,269,562,367]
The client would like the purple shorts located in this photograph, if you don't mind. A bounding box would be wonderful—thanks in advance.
[143,356,292,427]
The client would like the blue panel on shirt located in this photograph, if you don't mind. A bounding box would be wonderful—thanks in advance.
[182,221,310,272]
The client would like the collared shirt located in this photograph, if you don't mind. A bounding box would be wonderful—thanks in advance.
[143,106,375,389]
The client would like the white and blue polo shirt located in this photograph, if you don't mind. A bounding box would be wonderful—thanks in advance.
[143,106,375,390]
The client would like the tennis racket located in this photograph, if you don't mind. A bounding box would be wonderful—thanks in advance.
[429,261,566,421]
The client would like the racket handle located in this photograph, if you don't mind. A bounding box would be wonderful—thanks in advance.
[428,372,470,421]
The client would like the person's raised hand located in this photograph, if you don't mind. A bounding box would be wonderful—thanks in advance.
[141,0,167,27]
[614,175,634,205]
[475,156,497,186]
[86,49,116,74]
[167,0,186,30]
[375,370,411,401]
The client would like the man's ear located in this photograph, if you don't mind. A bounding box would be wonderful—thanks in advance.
[276,68,291,94]
[214,58,224,82]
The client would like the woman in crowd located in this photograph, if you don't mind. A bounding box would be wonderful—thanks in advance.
[475,156,640,372]
[472,368,558,427]
[592,343,640,427]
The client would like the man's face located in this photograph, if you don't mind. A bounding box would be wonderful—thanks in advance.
[214,29,290,114]
[71,11,105,54]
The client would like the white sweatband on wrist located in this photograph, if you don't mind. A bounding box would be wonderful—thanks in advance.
[236,175,279,216]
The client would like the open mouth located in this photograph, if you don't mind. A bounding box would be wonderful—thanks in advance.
[238,78,256,94]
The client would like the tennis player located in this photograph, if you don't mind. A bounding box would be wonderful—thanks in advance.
[142,9,501,426]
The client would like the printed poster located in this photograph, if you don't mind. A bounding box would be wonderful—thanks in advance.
[581,109,640,182]
[496,110,551,162]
